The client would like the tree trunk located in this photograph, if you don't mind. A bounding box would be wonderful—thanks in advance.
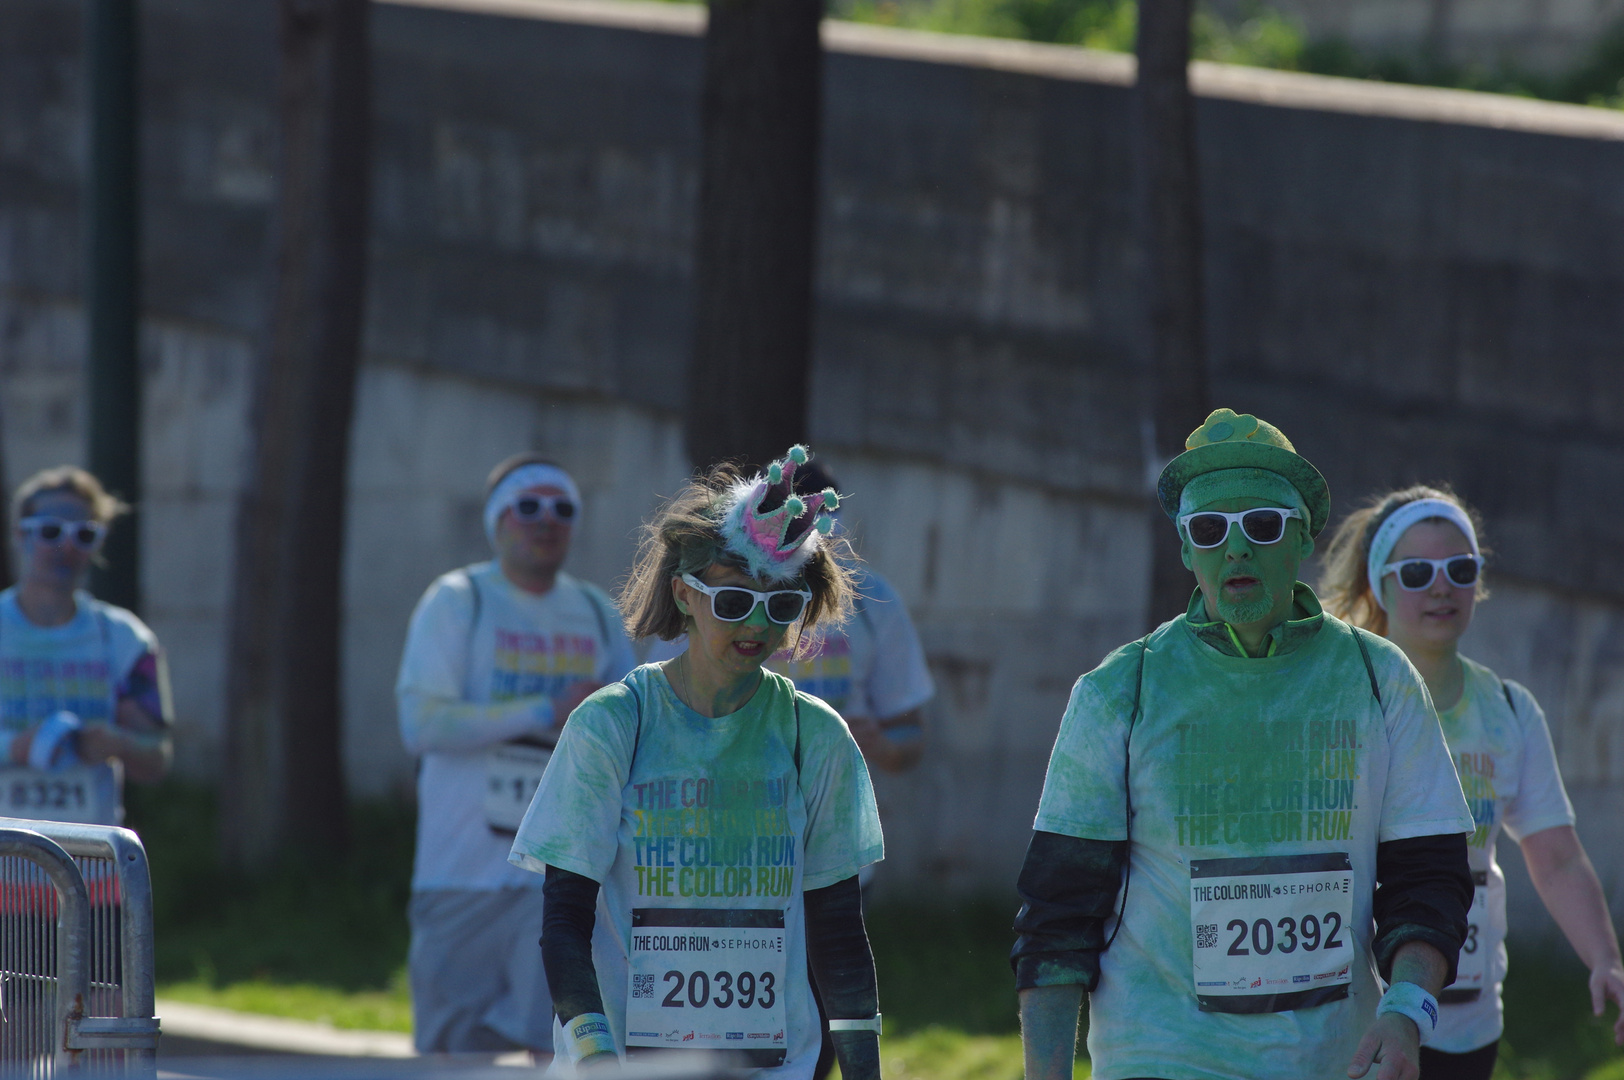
[685,0,823,472]
[1136,0,1211,632]
[85,0,142,614]
[222,0,369,866]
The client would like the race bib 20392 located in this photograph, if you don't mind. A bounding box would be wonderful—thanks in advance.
[1190,852,1355,1014]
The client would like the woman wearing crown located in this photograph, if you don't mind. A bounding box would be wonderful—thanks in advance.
[509,447,885,1078]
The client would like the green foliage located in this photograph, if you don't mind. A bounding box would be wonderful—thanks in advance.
[828,0,1624,109]
[125,781,415,995]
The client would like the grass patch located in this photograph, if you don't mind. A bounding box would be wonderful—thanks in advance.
[125,781,415,1012]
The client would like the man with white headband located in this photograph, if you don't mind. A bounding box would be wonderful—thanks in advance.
[1014,409,1475,1080]
[396,453,635,1055]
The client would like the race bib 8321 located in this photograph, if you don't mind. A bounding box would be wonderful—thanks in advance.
[1190,853,1356,1014]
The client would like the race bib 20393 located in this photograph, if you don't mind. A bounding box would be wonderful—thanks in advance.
[625,907,787,1067]
[1190,852,1355,1014]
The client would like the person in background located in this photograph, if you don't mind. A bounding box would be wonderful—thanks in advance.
[768,460,933,779]
[1,466,172,825]
[1321,485,1624,1080]
[396,454,635,1056]
[768,460,932,1080]
[509,445,883,1079]
[1014,410,1474,1080]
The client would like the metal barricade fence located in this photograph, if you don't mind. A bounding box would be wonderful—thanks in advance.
[0,819,159,1075]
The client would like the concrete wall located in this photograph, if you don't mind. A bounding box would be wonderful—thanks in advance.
[4,0,1624,922]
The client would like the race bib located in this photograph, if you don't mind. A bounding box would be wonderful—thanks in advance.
[0,766,116,825]
[1190,853,1356,1013]
[1440,872,1489,1003]
[625,908,787,1066]
[484,741,552,834]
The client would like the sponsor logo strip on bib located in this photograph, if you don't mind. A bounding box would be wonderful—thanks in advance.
[1190,852,1355,1014]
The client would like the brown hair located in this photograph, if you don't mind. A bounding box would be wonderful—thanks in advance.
[1319,484,1489,635]
[619,464,855,659]
[12,466,129,526]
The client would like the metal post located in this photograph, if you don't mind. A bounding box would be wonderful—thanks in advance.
[85,0,142,614]
[0,831,92,1070]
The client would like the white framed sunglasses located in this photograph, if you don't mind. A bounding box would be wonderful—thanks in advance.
[1177,507,1302,549]
[509,493,576,523]
[1381,555,1481,592]
[679,573,811,625]
[19,516,106,552]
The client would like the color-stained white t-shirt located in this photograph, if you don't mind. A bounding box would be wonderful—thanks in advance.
[397,563,635,891]
[766,567,933,721]
[509,666,883,1078]
[0,588,172,825]
[1430,655,1575,1053]
[1034,607,1473,1080]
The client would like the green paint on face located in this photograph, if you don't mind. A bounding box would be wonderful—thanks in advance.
[1182,495,1314,652]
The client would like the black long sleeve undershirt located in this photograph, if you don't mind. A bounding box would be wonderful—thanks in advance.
[1372,832,1473,985]
[805,875,881,1080]
[541,866,606,1023]
[1010,831,1127,992]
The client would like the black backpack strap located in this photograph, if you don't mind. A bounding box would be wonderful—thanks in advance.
[1500,678,1516,715]
[1351,627,1384,713]
[1103,635,1150,950]
[576,579,617,659]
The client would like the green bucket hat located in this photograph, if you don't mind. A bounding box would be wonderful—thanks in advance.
[1156,408,1331,537]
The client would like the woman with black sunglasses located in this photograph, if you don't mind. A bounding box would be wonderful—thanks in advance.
[1322,486,1624,1079]
[507,447,884,1078]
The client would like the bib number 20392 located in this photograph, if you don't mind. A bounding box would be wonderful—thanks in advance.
[1190,852,1355,1014]
[626,908,787,1066]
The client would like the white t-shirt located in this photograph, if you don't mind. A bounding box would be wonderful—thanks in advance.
[1430,655,1575,1053]
[767,567,934,721]
[397,563,635,891]
[0,588,172,825]
[509,666,883,1079]
[1034,610,1473,1080]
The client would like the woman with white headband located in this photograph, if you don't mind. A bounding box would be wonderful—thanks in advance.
[509,446,884,1078]
[1322,486,1624,1079]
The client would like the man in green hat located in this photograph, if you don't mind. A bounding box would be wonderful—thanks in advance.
[1013,410,1475,1080]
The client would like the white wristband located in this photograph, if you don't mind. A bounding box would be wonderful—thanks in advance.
[1377,982,1438,1045]
[560,1012,616,1063]
[827,1014,882,1034]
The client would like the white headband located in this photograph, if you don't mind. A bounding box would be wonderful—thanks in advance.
[1366,498,1480,611]
[484,463,582,547]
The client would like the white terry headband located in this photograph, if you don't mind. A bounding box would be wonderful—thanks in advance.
[1366,498,1480,611]
[484,463,582,547]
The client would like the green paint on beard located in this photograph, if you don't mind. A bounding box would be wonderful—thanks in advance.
[1216,580,1275,626]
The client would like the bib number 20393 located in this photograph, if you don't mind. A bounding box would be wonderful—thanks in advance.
[1190,852,1355,1014]
[626,908,787,1067]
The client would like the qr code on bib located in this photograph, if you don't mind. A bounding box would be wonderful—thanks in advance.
[1195,923,1219,949]
[632,975,654,999]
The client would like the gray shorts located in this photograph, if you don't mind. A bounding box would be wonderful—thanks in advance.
[408,888,553,1053]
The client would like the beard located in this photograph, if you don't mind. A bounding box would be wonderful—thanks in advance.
[1215,578,1276,626]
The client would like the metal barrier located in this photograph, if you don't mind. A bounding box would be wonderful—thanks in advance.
[0,819,159,1074]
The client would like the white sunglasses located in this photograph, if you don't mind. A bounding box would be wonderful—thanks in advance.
[1177,507,1302,549]
[1381,555,1481,592]
[509,493,576,523]
[19,516,106,552]
[680,573,811,625]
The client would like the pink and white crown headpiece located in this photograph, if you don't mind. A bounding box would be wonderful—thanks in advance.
[718,445,842,584]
